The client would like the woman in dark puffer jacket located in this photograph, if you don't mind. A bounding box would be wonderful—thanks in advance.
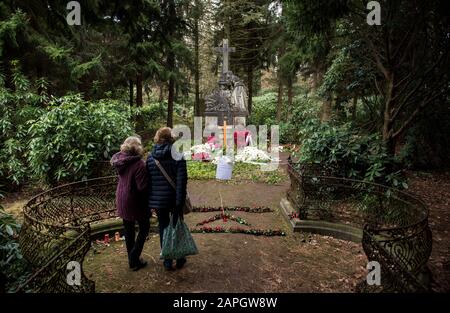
[111,136,149,271]
[147,127,188,271]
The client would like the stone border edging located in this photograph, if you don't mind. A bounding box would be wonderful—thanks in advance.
[280,198,363,242]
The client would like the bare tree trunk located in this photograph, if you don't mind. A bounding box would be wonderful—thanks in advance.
[247,64,253,115]
[136,73,143,107]
[193,0,201,116]
[167,78,175,128]
[158,83,164,103]
[166,0,176,128]
[4,50,15,92]
[321,94,332,122]
[382,74,395,154]
[174,82,179,103]
[287,79,293,108]
[144,84,151,102]
[276,80,283,122]
[167,52,175,128]
[129,80,134,106]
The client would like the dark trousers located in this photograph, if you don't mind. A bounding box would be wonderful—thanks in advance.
[122,218,150,266]
[156,209,179,248]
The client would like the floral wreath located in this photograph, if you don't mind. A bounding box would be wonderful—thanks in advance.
[192,206,273,213]
[190,206,285,237]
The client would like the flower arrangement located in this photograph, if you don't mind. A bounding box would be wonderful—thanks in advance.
[187,145,279,164]
[235,146,271,163]
[190,143,214,154]
[188,144,214,161]
[288,212,301,220]
[191,226,286,237]
[192,206,273,213]
[189,206,284,236]
[196,213,250,226]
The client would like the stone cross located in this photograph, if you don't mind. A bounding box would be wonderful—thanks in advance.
[215,39,235,74]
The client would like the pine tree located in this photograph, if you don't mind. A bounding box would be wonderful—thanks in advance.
[216,0,277,115]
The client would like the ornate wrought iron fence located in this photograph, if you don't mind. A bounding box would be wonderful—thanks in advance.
[16,161,432,292]
[17,176,118,292]
[287,159,432,292]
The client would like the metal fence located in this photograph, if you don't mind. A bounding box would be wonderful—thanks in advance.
[17,176,118,292]
[287,159,432,292]
[16,162,432,292]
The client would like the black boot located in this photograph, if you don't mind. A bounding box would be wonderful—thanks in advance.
[176,258,187,269]
[164,259,174,271]
[131,258,148,271]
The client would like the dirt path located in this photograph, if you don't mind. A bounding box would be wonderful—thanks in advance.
[84,180,367,293]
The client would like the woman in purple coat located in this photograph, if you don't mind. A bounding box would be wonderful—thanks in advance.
[111,136,149,271]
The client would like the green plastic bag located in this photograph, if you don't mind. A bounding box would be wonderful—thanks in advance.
[161,215,199,260]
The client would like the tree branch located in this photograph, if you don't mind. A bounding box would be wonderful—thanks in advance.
[391,53,445,121]
[392,91,444,139]
[365,35,389,79]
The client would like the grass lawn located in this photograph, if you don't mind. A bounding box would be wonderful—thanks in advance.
[187,161,287,185]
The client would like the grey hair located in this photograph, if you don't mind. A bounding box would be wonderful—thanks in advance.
[120,136,144,157]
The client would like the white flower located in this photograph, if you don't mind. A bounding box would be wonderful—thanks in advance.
[189,144,278,164]
[235,147,271,163]
[190,144,212,154]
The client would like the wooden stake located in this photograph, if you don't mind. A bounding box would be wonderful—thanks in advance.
[219,191,227,222]
[223,120,227,150]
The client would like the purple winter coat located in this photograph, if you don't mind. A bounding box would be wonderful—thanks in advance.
[111,152,149,221]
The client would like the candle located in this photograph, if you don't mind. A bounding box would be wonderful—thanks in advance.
[104,233,110,244]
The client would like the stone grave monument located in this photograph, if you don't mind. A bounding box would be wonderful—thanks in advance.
[204,39,248,128]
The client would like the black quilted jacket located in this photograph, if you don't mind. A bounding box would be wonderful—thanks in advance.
[146,143,187,210]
